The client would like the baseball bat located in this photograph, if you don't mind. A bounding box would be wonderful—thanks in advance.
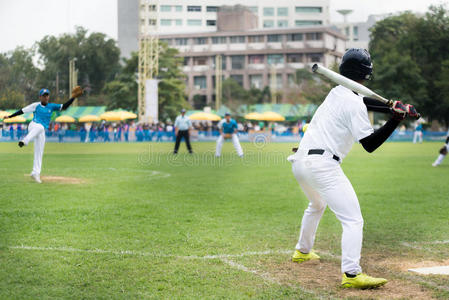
[311,64,393,107]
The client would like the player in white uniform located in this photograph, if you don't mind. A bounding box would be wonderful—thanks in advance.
[288,48,418,289]
[4,86,83,183]
[215,113,243,157]
[432,130,449,167]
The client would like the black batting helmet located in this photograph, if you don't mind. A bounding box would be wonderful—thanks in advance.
[339,48,373,81]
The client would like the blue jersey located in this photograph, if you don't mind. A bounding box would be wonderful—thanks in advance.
[23,102,62,129]
[220,119,238,134]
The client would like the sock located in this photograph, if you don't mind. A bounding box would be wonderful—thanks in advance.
[345,272,357,278]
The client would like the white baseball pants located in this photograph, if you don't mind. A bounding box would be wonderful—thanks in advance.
[215,134,243,157]
[413,131,423,143]
[22,121,46,175]
[291,153,363,275]
[433,144,449,166]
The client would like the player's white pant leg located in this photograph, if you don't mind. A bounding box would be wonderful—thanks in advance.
[418,132,423,143]
[292,155,363,275]
[433,154,446,166]
[23,121,44,146]
[231,134,243,157]
[215,135,224,157]
[32,125,46,175]
[413,131,418,143]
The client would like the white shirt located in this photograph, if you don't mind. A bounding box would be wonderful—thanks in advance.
[297,85,373,161]
[174,115,192,130]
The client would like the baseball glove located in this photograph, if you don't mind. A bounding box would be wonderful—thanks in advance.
[71,86,83,98]
[224,133,232,139]
[439,146,448,155]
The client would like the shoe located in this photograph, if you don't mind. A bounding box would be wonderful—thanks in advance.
[18,141,24,147]
[292,250,320,263]
[31,173,42,184]
[341,273,387,289]
[432,163,438,167]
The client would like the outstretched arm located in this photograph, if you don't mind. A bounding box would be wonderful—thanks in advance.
[4,109,24,119]
[62,86,83,110]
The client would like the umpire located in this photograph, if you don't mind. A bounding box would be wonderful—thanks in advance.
[173,108,193,154]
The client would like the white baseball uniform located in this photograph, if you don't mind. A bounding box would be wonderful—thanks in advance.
[432,130,449,167]
[215,118,243,157]
[288,85,374,275]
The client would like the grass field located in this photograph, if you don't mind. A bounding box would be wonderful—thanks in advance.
[0,141,448,299]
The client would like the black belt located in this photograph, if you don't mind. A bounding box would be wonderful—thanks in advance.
[308,149,340,162]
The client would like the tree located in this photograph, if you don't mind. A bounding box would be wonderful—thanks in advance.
[289,68,334,105]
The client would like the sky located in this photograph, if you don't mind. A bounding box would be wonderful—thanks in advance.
[0,0,447,53]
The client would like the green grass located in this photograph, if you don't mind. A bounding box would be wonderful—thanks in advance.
[0,142,448,299]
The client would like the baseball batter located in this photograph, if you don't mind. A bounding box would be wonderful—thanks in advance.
[215,113,243,157]
[432,130,449,167]
[288,48,418,289]
[4,86,83,183]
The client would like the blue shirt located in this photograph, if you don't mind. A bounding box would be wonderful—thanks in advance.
[23,102,62,129]
[174,115,192,131]
[220,119,238,134]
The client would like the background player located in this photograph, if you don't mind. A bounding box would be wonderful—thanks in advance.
[413,122,423,143]
[4,86,83,183]
[287,48,418,289]
[432,130,449,167]
[215,113,243,158]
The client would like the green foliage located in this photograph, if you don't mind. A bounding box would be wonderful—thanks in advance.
[369,5,449,124]
[288,68,334,104]
[221,78,270,112]
[0,89,26,110]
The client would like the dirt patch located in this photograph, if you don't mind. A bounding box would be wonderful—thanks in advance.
[254,256,436,299]
[25,174,88,184]
[378,257,449,273]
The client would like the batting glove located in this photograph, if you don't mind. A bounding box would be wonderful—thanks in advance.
[405,104,420,119]
[391,100,407,121]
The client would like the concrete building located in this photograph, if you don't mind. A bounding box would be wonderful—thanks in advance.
[117,0,330,59]
[159,24,346,107]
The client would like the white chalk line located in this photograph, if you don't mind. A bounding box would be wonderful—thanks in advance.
[401,240,449,253]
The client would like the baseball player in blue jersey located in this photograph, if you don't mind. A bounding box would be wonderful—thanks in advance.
[288,49,418,289]
[4,86,83,183]
[215,113,243,157]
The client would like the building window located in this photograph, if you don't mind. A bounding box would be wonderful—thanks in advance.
[175,19,182,26]
[263,20,274,28]
[160,19,172,26]
[160,5,171,12]
[295,7,322,13]
[148,5,156,11]
[306,32,323,40]
[248,35,264,43]
[277,20,288,27]
[212,56,226,70]
[269,74,283,88]
[249,6,258,14]
[194,76,207,89]
[353,26,358,37]
[295,20,322,26]
[230,75,244,87]
[287,33,303,41]
[267,34,282,42]
[231,55,245,69]
[249,75,263,89]
[277,7,288,16]
[230,36,245,43]
[207,6,218,12]
[175,38,188,45]
[207,20,216,26]
[287,54,303,63]
[267,54,284,65]
[193,57,208,65]
[175,5,182,12]
[288,74,296,86]
[309,54,323,62]
[160,38,173,46]
[187,19,202,26]
[187,6,201,12]
[249,55,264,64]
[212,36,227,44]
[183,57,190,66]
[263,7,274,16]
[148,19,156,26]
[194,37,208,45]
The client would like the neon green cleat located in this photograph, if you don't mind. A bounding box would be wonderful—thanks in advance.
[291,250,320,263]
[341,273,387,289]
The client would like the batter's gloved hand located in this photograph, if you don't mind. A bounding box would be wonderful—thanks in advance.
[390,100,407,121]
[71,86,83,98]
[405,104,420,119]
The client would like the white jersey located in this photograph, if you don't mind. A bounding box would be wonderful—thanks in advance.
[298,85,373,161]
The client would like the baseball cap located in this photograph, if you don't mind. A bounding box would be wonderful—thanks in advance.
[39,88,50,96]
[181,108,186,113]
[225,112,230,116]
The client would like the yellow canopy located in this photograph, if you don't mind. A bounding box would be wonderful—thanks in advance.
[78,115,101,122]
[4,115,26,123]
[55,115,75,123]
[244,112,263,120]
[120,111,137,119]
[259,111,285,121]
[189,112,221,121]
[0,111,10,119]
[100,111,138,121]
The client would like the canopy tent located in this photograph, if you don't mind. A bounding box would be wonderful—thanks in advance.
[244,112,263,120]
[100,110,137,121]
[0,111,10,119]
[55,115,75,123]
[188,112,221,121]
[4,115,26,123]
[236,103,317,121]
[78,115,101,122]
[259,111,285,121]
[59,106,107,119]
